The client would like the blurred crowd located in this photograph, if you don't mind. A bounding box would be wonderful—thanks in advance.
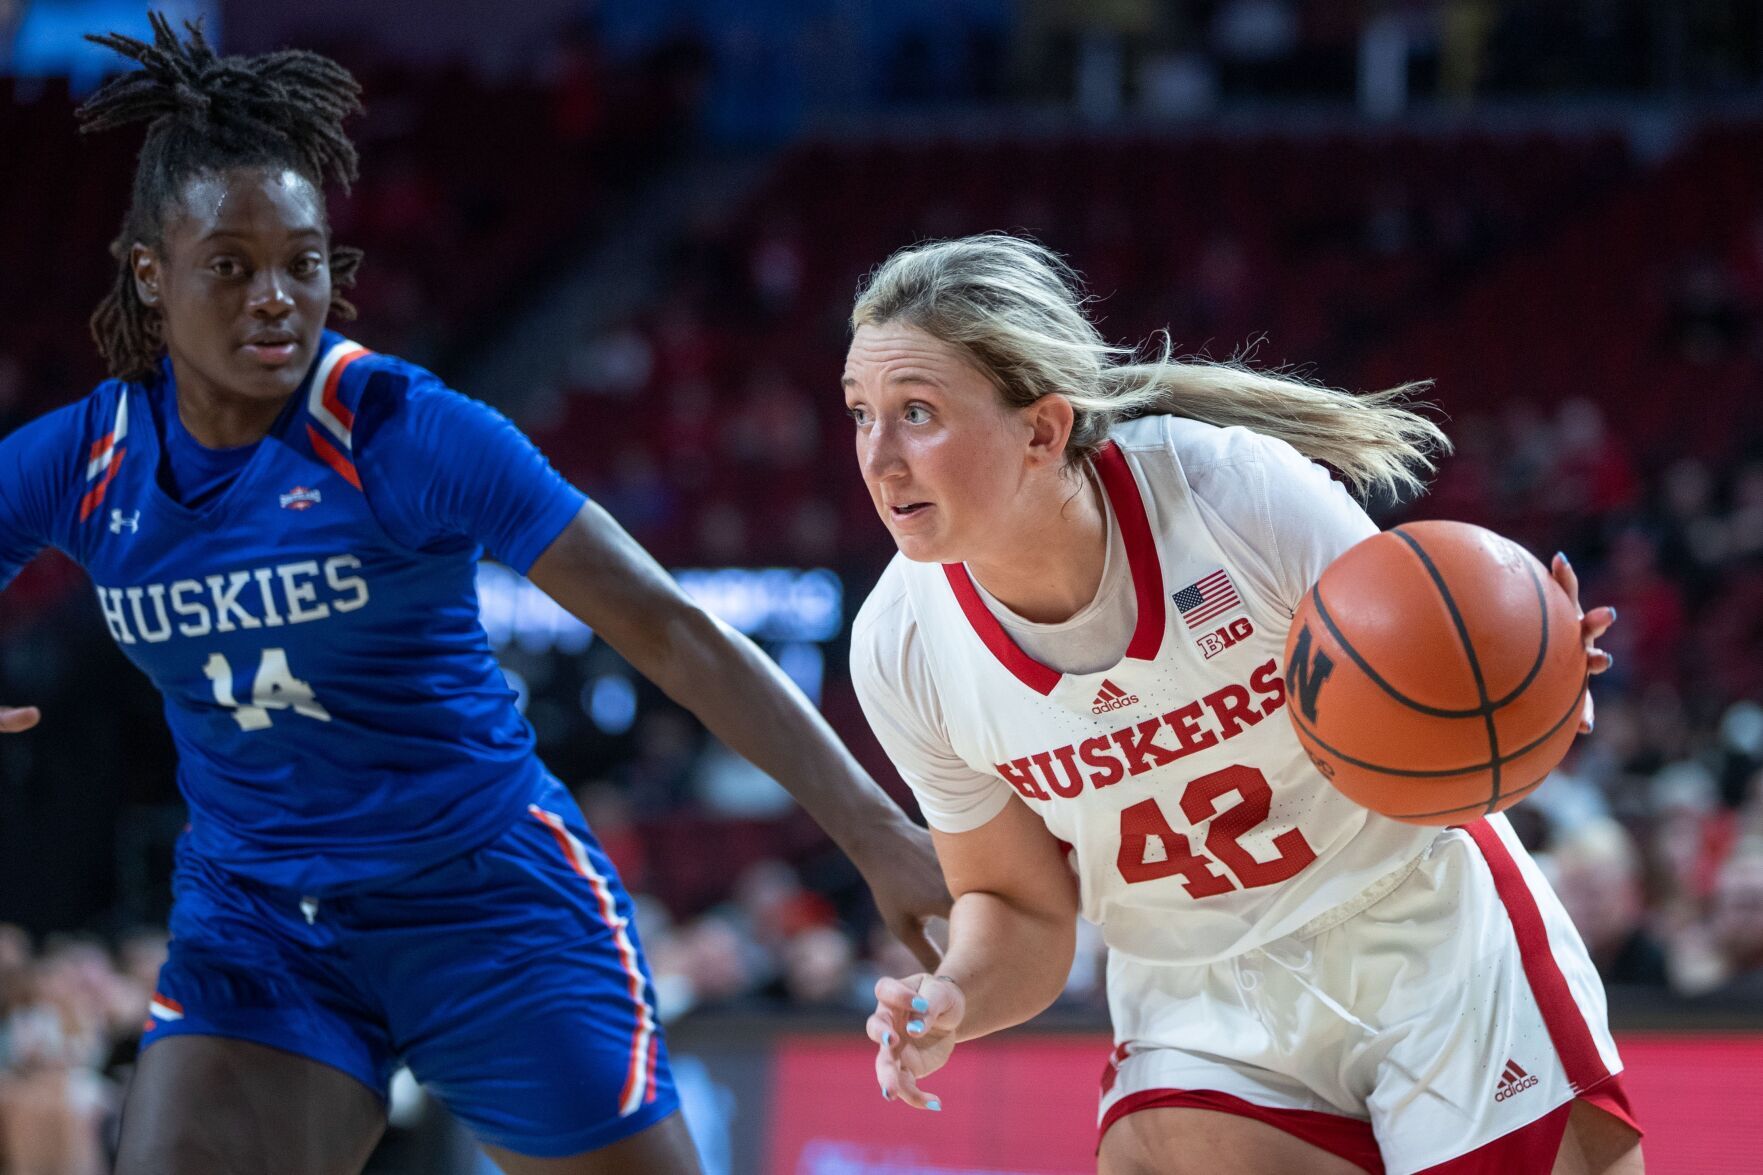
[0,927,161,1175]
[583,0,1763,141]
[1433,400,1763,1007]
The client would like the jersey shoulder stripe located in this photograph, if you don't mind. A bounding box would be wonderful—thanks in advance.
[296,335,446,490]
[78,388,131,522]
[298,334,456,454]
[301,336,375,491]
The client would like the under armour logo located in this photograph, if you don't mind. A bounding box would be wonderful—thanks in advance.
[109,509,140,534]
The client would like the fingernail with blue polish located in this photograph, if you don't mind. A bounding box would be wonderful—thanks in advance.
[882,1087,891,1101]
[1608,608,1618,622]
[1555,551,1567,566]
[882,1030,893,1046]
[907,1019,925,1035]
[926,1099,942,1112]
[911,996,929,1013]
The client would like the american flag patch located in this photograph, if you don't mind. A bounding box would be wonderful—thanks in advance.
[1173,570,1242,629]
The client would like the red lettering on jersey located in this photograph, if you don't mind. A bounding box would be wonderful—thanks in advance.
[1079,735,1125,789]
[997,665,1290,805]
[1162,700,1221,756]
[1027,749,1084,799]
[1201,683,1263,739]
[1112,718,1184,776]
[1113,766,1320,896]
[1116,798,1234,897]
[996,757,1050,801]
[1180,764,1318,888]
[1249,658,1286,716]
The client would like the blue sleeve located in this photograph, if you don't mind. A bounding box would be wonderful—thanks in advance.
[354,376,586,574]
[0,407,82,590]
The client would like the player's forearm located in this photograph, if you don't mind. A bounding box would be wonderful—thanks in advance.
[937,890,1075,1042]
[647,605,920,863]
[527,508,919,865]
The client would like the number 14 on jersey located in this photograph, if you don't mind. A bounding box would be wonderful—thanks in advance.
[203,648,331,730]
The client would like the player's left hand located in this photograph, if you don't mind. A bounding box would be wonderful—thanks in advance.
[1551,551,1615,735]
[857,821,952,972]
[867,972,965,1110]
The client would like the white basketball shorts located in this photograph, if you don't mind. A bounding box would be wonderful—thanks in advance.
[1098,815,1640,1174]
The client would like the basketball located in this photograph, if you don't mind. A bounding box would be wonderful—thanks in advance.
[1282,521,1587,826]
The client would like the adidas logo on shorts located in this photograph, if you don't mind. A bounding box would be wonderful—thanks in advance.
[1092,679,1139,715]
[1494,1059,1537,1102]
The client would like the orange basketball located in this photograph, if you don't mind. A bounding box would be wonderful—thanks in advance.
[1282,520,1587,826]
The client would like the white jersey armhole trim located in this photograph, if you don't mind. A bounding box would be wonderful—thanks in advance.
[852,570,1013,835]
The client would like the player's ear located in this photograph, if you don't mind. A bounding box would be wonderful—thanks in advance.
[1024,393,1075,470]
[131,243,161,307]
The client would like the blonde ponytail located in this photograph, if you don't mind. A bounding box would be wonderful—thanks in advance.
[853,234,1450,501]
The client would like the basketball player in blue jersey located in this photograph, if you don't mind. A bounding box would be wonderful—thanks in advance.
[0,17,949,1174]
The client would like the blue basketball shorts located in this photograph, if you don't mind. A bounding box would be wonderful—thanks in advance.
[142,777,677,1158]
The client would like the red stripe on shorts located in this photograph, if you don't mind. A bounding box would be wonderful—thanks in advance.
[1416,1071,1641,1173]
[1577,1074,1641,1134]
[528,805,654,1115]
[1463,819,1610,1093]
[1100,1089,1384,1175]
[1099,1042,1131,1095]
[1418,1101,1574,1173]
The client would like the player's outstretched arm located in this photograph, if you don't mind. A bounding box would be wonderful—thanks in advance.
[527,501,952,967]
[0,706,41,733]
[868,798,1078,1110]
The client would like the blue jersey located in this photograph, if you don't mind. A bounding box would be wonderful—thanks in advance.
[0,333,586,894]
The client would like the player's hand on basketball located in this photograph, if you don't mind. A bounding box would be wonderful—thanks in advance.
[868,972,964,1110]
[1550,551,1615,734]
[859,822,953,972]
[0,705,41,733]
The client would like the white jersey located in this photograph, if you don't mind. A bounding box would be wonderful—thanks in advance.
[851,415,1437,964]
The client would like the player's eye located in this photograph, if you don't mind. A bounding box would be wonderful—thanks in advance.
[846,406,871,427]
[903,403,931,424]
[290,255,323,279]
[210,257,244,278]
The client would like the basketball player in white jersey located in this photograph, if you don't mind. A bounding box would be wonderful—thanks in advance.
[846,235,1643,1174]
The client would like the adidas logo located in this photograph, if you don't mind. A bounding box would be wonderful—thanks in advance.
[1091,679,1140,715]
[1493,1059,1537,1102]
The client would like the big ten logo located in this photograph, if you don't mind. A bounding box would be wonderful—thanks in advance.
[1196,616,1255,660]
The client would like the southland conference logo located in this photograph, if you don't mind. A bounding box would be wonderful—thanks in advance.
[280,486,322,511]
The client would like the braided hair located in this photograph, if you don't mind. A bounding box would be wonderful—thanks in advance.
[79,12,365,380]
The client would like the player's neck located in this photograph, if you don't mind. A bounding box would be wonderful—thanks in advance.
[168,359,288,448]
[966,465,1108,624]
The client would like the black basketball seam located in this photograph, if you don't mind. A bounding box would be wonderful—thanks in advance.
[1289,673,1587,780]
[1390,527,1502,811]
[1307,546,1552,720]
[1310,586,1477,719]
[1382,777,1549,821]
[1492,558,1554,707]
